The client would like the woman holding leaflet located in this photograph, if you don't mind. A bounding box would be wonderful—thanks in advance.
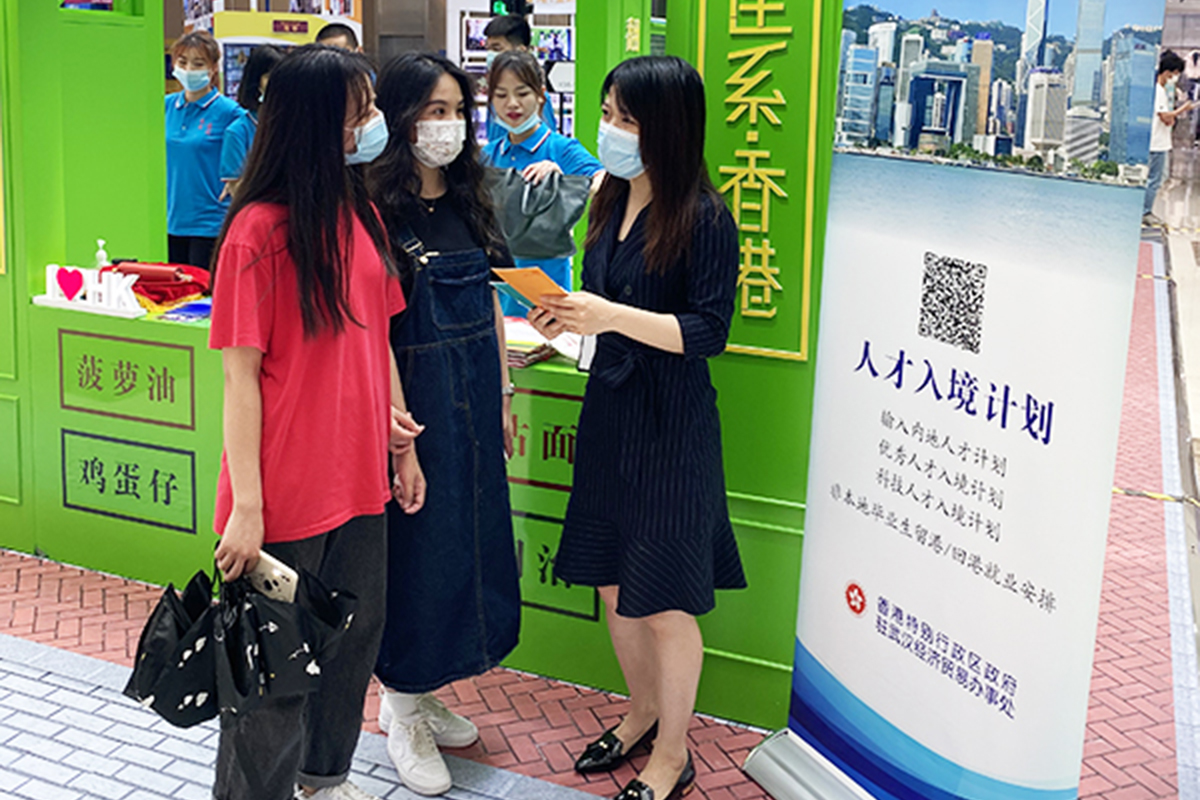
[209,45,423,800]
[366,53,521,797]
[529,56,747,800]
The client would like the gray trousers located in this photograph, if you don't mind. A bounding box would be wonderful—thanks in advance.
[213,513,387,800]
[1146,150,1168,215]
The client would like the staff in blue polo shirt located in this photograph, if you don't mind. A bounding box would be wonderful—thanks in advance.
[483,15,555,144]
[483,50,602,316]
[219,45,283,199]
[165,30,245,269]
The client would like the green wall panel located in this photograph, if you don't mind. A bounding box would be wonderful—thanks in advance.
[0,393,20,504]
[59,12,166,266]
[0,272,13,379]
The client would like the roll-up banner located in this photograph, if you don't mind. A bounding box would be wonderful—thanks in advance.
[792,1,1168,797]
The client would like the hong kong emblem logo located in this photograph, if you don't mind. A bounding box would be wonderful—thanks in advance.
[845,583,866,616]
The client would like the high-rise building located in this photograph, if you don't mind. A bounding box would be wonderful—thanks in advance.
[972,38,995,140]
[837,44,878,145]
[837,29,857,117]
[1025,68,1068,151]
[902,59,980,148]
[1019,0,1049,89]
[1073,0,1107,107]
[1064,106,1103,163]
[991,78,1014,134]
[868,21,898,67]
[895,32,926,146]
[1110,30,1158,164]
[1102,53,1115,132]
[897,32,925,102]
[954,38,972,63]
[875,63,897,143]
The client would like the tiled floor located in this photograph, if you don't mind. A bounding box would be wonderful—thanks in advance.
[0,631,592,800]
[0,241,1191,799]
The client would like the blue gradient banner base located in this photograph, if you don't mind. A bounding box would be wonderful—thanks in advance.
[789,640,1078,800]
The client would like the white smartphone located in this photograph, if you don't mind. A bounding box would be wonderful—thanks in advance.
[245,551,298,603]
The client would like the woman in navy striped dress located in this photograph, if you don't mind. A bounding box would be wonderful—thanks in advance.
[529,56,747,800]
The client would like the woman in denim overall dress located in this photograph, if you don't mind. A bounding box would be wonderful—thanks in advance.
[366,53,521,797]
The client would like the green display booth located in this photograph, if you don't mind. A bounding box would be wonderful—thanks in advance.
[0,0,840,729]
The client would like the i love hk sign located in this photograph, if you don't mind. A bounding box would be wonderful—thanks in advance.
[34,264,145,318]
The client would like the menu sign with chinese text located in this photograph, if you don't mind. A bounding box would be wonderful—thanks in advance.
[62,430,196,533]
[702,0,818,360]
[59,330,194,429]
[507,388,600,621]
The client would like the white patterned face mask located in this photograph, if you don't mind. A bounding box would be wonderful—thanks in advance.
[412,120,467,168]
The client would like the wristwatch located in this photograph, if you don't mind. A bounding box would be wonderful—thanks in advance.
[501,383,516,397]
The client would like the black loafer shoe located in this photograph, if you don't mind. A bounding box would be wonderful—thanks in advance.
[612,752,696,800]
[575,721,658,774]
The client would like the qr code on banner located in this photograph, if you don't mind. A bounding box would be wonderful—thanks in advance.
[918,252,988,354]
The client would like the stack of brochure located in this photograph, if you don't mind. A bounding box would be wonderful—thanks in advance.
[503,318,583,368]
[504,318,558,369]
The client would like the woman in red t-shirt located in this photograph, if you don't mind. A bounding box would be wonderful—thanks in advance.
[208,45,423,800]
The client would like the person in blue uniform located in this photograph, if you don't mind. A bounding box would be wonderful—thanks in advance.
[482,15,555,143]
[529,56,746,800]
[365,53,520,798]
[483,50,601,316]
[165,30,245,269]
[219,45,283,198]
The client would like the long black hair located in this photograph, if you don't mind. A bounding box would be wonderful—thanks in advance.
[214,44,394,337]
[235,45,284,114]
[367,52,506,280]
[586,56,721,273]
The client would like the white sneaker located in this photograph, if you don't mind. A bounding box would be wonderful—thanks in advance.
[295,780,382,800]
[387,714,453,796]
[416,692,479,748]
[379,688,479,748]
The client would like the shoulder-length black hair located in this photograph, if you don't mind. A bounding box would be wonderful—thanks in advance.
[585,56,721,273]
[367,52,506,276]
[236,45,284,114]
[214,44,393,337]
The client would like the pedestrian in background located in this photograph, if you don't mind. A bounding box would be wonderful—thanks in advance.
[1145,50,1195,227]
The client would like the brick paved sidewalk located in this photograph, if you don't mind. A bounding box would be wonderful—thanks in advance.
[1076,241,1181,799]
[0,552,769,800]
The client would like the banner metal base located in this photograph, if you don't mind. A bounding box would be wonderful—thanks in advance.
[742,729,876,800]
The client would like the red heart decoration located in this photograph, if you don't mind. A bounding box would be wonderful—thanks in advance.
[56,268,84,301]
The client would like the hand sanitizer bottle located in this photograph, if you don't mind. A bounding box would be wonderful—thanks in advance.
[94,239,110,269]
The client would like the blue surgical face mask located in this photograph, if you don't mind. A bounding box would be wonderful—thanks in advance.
[486,50,499,69]
[597,121,645,180]
[495,104,542,136]
[173,66,211,93]
[346,112,389,165]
